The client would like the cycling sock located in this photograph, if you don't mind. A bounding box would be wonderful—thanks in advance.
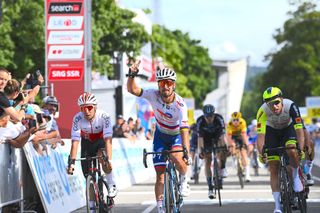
[157,200,163,213]
[89,201,95,213]
[180,174,187,182]
[272,192,281,210]
[292,167,299,179]
[246,166,250,176]
[106,172,115,185]
[206,177,213,189]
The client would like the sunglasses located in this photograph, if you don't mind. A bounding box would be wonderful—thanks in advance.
[81,105,94,112]
[205,114,214,118]
[267,100,281,107]
[158,80,174,87]
[232,119,239,122]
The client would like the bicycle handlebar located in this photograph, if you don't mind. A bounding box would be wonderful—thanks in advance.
[263,146,297,154]
[143,148,186,168]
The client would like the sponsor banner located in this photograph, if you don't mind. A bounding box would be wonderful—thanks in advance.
[48,30,84,44]
[48,61,84,81]
[48,45,84,59]
[47,16,83,30]
[48,2,82,14]
[307,108,320,118]
[23,141,85,213]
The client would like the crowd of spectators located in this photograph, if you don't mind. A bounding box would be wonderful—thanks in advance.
[0,68,64,155]
[112,114,156,142]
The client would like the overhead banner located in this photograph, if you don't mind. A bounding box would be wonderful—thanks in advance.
[23,141,85,213]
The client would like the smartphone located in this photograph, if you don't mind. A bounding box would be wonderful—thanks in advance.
[28,119,37,129]
[36,113,43,124]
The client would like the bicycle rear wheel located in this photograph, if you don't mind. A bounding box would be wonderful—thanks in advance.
[213,157,222,206]
[279,167,292,213]
[86,175,99,213]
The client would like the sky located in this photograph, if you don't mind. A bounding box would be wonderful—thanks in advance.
[119,0,308,67]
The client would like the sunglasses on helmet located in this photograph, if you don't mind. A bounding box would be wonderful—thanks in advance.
[158,80,174,87]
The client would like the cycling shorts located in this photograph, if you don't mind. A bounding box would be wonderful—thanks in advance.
[248,136,258,145]
[231,135,247,150]
[203,136,222,154]
[264,123,297,158]
[153,127,182,169]
[80,137,105,177]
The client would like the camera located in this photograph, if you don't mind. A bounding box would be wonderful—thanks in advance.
[26,69,42,89]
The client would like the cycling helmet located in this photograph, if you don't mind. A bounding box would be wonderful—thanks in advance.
[263,87,282,102]
[251,119,257,126]
[231,112,242,120]
[156,68,177,82]
[43,96,58,106]
[77,92,97,106]
[203,104,215,117]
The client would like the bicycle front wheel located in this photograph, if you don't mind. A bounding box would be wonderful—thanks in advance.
[237,155,244,189]
[164,171,174,213]
[279,167,292,213]
[98,178,114,213]
[86,175,99,213]
[297,191,307,213]
[213,157,222,206]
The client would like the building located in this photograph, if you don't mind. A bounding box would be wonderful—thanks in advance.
[204,58,248,121]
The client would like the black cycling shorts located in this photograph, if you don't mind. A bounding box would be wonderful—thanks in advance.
[232,135,247,150]
[80,137,105,177]
[264,123,297,157]
[203,135,223,154]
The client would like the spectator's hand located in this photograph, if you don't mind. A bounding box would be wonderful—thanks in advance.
[37,73,44,85]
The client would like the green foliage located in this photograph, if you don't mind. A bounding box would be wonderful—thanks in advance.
[262,2,320,106]
[151,24,215,107]
[92,0,150,76]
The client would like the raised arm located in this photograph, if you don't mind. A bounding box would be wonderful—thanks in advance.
[127,60,142,96]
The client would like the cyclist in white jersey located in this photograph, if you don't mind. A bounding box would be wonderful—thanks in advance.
[67,92,117,202]
[256,87,304,213]
[127,61,191,213]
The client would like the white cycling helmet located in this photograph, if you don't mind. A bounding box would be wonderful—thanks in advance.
[77,92,97,106]
[251,119,257,126]
[156,68,177,82]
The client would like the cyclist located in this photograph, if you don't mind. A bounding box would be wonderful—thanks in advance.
[302,120,315,186]
[127,61,191,213]
[256,87,304,213]
[227,111,251,182]
[189,123,199,180]
[247,119,259,170]
[67,92,117,205]
[197,104,228,199]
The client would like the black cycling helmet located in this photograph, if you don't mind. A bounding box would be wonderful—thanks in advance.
[203,104,215,117]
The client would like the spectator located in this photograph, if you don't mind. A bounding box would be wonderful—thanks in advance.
[146,121,156,141]
[0,111,35,148]
[136,126,146,140]
[0,68,10,92]
[1,79,26,122]
[134,118,142,134]
[127,117,136,135]
[121,122,136,142]
[113,114,125,137]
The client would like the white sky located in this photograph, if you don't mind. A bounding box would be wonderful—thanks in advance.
[119,0,312,66]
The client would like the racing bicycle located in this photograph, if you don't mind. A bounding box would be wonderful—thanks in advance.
[75,150,114,213]
[143,148,187,213]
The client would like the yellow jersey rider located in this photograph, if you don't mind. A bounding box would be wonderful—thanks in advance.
[256,87,304,213]
[227,112,251,182]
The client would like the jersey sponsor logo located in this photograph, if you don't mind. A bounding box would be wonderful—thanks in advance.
[157,109,173,119]
[295,117,302,123]
[257,123,262,128]
[176,100,184,107]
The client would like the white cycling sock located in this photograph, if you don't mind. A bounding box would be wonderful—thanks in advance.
[106,171,115,185]
[272,192,281,211]
[157,200,163,213]
[292,167,299,179]
[246,166,250,176]
[89,201,95,213]
[180,174,187,182]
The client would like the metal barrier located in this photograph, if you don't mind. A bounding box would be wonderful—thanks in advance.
[0,144,23,208]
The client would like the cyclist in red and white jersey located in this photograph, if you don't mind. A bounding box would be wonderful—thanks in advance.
[127,61,191,213]
[67,92,117,200]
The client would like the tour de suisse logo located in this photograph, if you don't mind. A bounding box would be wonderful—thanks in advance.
[48,2,82,14]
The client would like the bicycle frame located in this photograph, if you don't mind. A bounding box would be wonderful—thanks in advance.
[143,149,185,213]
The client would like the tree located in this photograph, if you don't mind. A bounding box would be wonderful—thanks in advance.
[261,2,320,105]
[151,24,215,107]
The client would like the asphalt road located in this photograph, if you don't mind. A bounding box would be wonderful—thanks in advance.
[73,163,320,213]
